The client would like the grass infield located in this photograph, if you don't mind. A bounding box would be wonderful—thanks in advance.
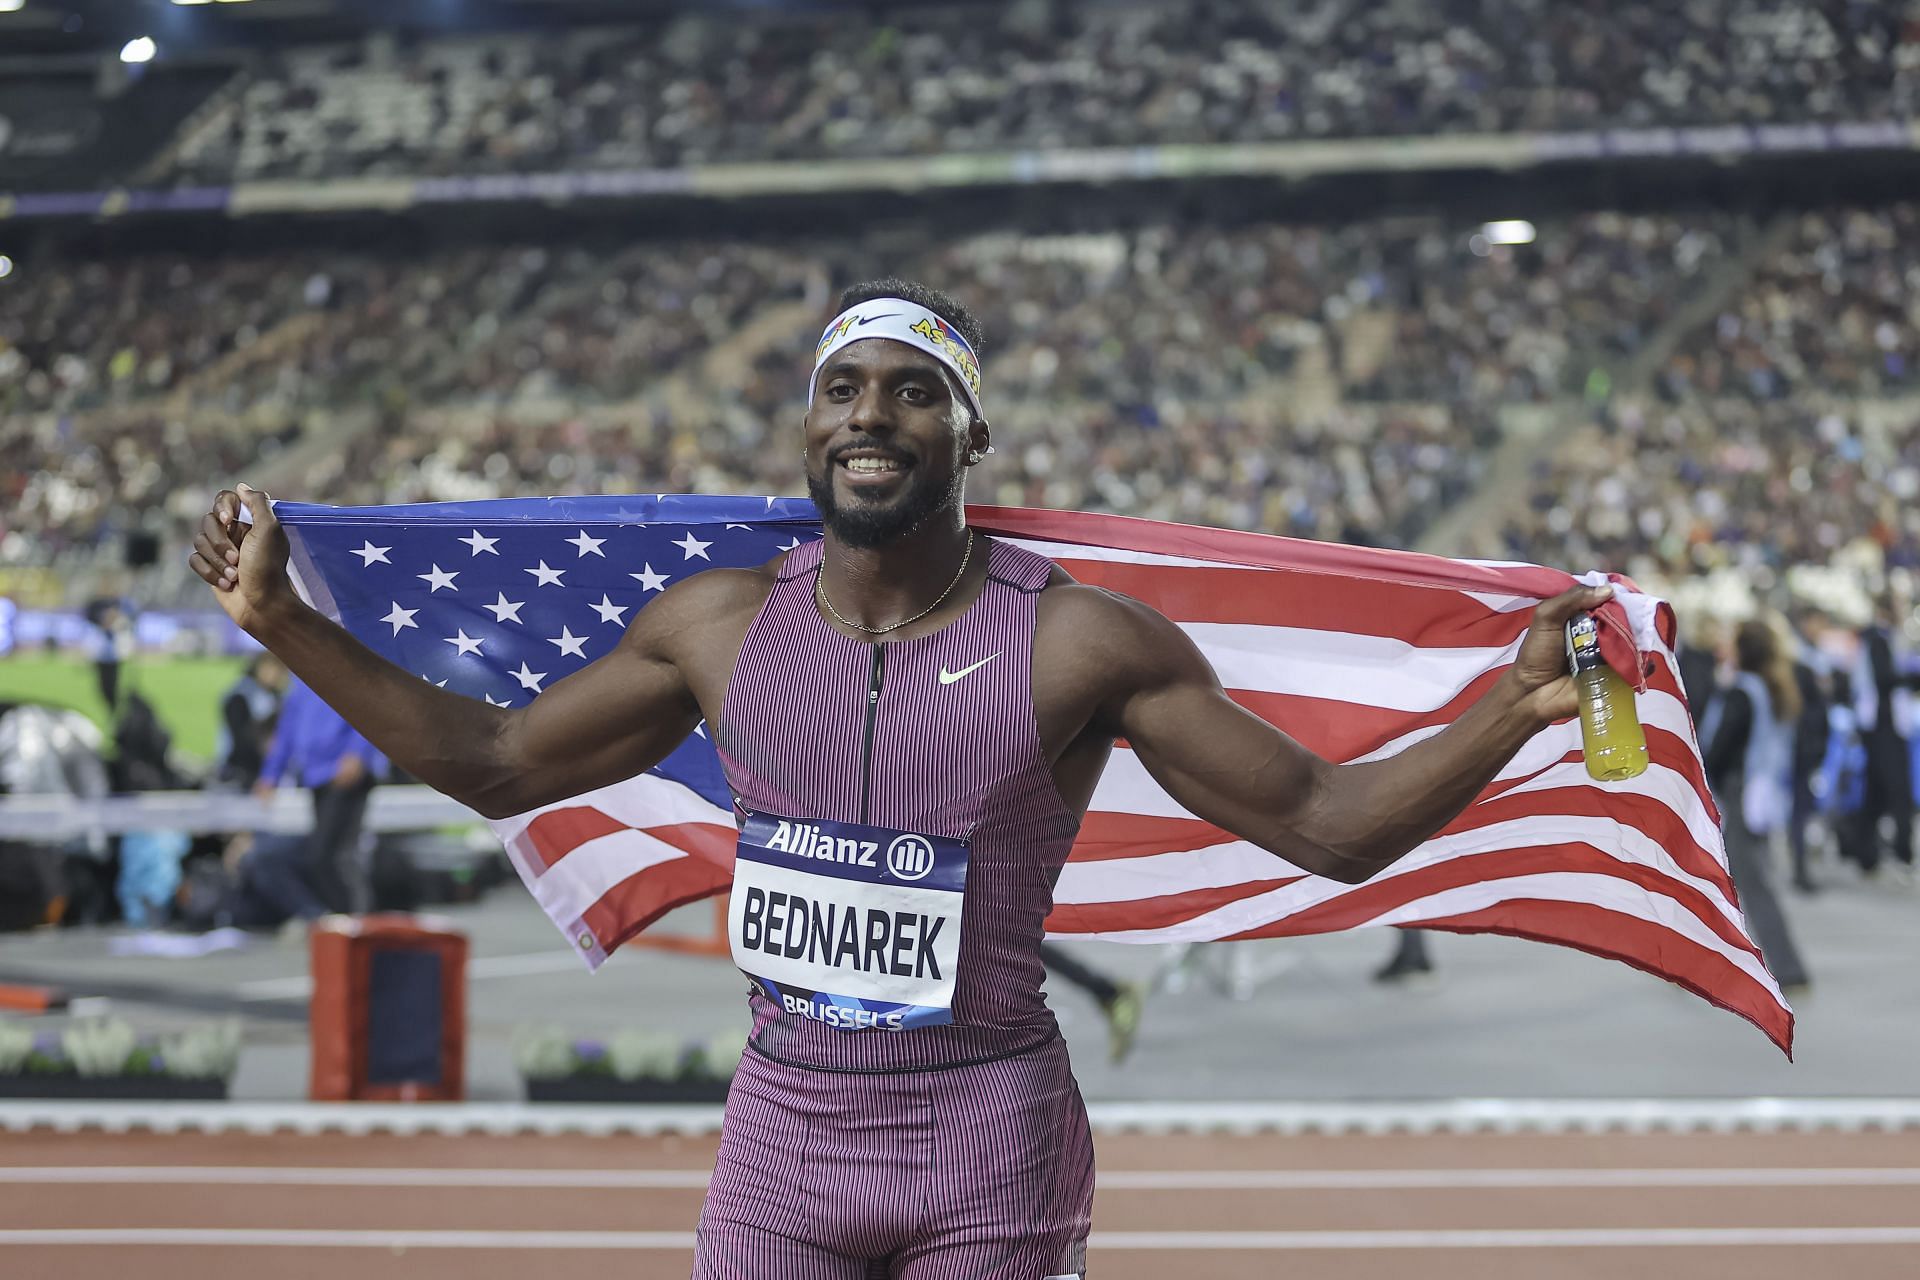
[0,655,244,764]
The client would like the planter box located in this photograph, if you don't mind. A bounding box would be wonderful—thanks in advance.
[524,1076,731,1104]
[0,1074,229,1101]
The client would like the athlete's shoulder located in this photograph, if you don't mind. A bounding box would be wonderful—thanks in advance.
[629,561,777,643]
[1035,576,1194,676]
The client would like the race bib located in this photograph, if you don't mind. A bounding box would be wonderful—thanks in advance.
[730,809,968,1031]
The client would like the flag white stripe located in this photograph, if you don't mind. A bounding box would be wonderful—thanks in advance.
[491,773,730,844]
[1082,868,1783,1003]
[1004,538,1269,572]
[1187,624,1522,711]
[1055,812,1743,934]
[519,827,695,926]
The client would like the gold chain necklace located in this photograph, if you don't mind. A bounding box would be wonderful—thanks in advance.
[815,530,976,636]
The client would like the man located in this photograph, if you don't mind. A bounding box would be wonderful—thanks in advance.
[254,675,386,915]
[215,652,289,790]
[192,279,1609,1279]
[1784,607,1833,893]
[1846,600,1920,876]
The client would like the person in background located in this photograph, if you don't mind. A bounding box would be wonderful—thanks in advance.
[83,597,137,712]
[1373,928,1434,984]
[255,676,386,915]
[1845,599,1920,878]
[1676,614,1724,730]
[1783,608,1834,894]
[1037,941,1147,1064]
[215,652,289,789]
[1701,617,1810,992]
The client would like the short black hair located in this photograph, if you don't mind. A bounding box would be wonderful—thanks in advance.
[836,278,985,359]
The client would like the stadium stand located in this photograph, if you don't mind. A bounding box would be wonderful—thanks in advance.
[149,0,1916,184]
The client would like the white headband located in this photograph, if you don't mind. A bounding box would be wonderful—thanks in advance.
[809,297,984,418]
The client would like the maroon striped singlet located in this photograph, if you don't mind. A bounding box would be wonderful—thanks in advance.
[714,535,1083,1073]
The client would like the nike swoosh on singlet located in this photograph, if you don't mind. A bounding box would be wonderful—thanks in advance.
[938,653,1000,685]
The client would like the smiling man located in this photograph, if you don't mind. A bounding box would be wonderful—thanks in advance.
[191,278,1609,1279]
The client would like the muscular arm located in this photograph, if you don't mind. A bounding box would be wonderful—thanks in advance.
[1065,582,1610,884]
[192,486,746,820]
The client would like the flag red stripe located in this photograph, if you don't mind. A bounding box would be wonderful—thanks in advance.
[1055,558,1536,647]
[1438,776,1736,903]
[1045,877,1301,933]
[522,806,627,873]
[1069,810,1240,862]
[579,853,735,957]
[1410,900,1792,1057]
[1216,840,1761,962]
[975,505,1650,687]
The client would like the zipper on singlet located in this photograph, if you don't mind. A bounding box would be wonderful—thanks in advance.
[860,642,885,823]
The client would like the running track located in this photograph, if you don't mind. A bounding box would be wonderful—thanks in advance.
[3,1125,1918,1278]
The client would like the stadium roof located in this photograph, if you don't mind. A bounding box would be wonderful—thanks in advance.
[0,0,1015,59]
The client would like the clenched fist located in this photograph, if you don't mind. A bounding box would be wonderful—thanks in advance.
[189,483,298,634]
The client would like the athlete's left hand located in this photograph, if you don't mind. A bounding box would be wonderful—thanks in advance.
[1503,583,1615,726]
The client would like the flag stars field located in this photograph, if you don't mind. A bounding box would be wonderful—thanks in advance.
[548,627,588,659]
[526,561,566,586]
[631,564,669,591]
[568,530,607,557]
[589,595,629,626]
[460,530,500,556]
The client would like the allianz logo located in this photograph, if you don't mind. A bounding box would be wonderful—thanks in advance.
[764,821,937,881]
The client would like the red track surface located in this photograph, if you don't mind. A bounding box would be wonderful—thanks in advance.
[2,1126,1917,1278]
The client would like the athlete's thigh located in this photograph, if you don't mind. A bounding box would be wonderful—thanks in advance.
[893,1042,1095,1280]
[692,1220,876,1280]
[890,1231,1087,1280]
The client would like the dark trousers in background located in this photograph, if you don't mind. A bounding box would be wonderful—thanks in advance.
[1038,941,1122,1007]
[1787,768,1818,888]
[1722,815,1810,989]
[307,777,375,915]
[1847,734,1914,872]
[238,832,329,925]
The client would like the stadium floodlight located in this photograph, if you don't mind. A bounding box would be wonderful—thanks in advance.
[172,0,215,6]
[0,257,13,280]
[1481,219,1537,246]
[0,1,24,13]
[120,36,157,63]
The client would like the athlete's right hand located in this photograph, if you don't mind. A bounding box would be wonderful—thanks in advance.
[190,483,296,633]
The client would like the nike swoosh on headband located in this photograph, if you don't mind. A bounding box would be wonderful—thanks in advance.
[855,313,900,326]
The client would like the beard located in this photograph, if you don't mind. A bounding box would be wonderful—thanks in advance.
[807,454,964,550]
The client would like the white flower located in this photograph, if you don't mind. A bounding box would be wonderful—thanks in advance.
[607,1031,680,1082]
[0,1019,32,1073]
[163,1020,243,1080]
[693,1030,745,1081]
[62,1019,139,1078]
[511,1026,576,1080]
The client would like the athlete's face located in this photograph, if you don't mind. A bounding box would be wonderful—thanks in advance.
[803,338,990,549]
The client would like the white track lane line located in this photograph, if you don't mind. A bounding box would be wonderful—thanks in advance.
[8,1166,1920,1190]
[4,1227,1920,1250]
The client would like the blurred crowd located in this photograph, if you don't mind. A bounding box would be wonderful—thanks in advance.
[156,0,1917,183]
[1498,395,1920,584]
[0,209,1719,596]
[1498,202,1920,588]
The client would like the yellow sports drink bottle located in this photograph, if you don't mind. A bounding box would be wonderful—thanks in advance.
[1567,611,1649,781]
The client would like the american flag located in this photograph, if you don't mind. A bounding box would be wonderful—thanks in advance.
[275,495,1792,1056]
